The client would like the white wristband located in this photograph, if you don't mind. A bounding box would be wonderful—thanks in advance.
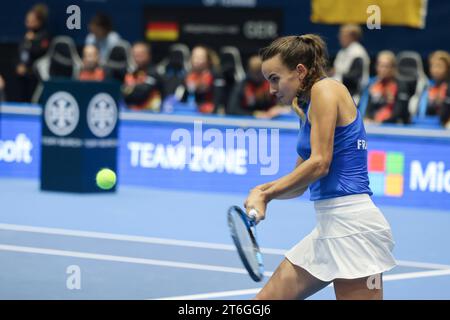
[248,208,259,221]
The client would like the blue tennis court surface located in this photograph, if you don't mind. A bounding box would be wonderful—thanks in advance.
[1,178,450,300]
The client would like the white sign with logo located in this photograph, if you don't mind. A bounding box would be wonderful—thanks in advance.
[87,93,118,138]
[44,91,80,136]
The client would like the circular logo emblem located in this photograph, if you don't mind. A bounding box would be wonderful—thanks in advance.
[44,92,79,136]
[87,93,118,138]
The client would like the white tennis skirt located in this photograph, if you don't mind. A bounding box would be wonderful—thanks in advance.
[285,194,396,282]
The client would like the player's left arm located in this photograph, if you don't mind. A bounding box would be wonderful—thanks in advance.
[244,82,338,222]
[251,157,307,200]
[256,82,338,204]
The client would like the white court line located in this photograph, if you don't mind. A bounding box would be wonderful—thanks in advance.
[155,288,261,300]
[0,244,273,277]
[383,269,450,281]
[393,260,450,270]
[1,243,450,300]
[155,269,450,300]
[0,223,238,251]
[0,223,449,270]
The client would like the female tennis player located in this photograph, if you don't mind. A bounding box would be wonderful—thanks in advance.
[244,34,396,300]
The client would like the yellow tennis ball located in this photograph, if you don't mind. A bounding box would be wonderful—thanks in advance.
[96,168,116,190]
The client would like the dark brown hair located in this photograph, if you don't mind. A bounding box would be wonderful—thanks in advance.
[90,13,113,33]
[259,34,328,104]
[191,45,220,71]
[30,3,48,25]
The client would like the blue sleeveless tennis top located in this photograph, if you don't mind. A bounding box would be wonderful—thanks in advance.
[297,101,373,201]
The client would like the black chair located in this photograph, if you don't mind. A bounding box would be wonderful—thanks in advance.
[49,43,75,78]
[32,36,81,102]
[34,36,81,81]
[396,51,428,117]
[219,46,245,84]
[156,43,190,75]
[156,44,190,99]
[103,40,132,83]
[218,46,245,113]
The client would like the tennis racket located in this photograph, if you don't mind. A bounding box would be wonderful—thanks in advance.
[227,205,264,282]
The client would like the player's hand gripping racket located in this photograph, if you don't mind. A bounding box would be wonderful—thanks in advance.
[227,206,264,282]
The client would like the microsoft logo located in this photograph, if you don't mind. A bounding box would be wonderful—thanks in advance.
[368,151,404,197]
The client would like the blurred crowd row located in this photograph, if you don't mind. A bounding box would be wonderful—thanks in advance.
[2,4,450,128]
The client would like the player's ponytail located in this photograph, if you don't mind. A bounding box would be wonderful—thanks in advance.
[259,34,328,111]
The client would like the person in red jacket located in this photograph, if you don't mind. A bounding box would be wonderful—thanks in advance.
[182,45,221,114]
[123,42,163,111]
[364,51,398,123]
[78,45,105,81]
[426,50,450,127]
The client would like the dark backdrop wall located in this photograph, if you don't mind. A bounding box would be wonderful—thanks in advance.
[1,0,449,100]
[1,0,449,55]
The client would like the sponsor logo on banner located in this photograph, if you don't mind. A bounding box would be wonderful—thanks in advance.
[87,93,118,138]
[183,24,239,36]
[368,150,404,197]
[44,91,79,136]
[368,150,450,196]
[127,121,280,176]
[410,161,450,193]
[0,134,33,164]
[243,21,278,39]
[128,142,248,175]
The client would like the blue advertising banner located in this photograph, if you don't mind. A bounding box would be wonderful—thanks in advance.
[119,120,297,192]
[365,136,450,208]
[1,108,449,210]
[0,114,41,179]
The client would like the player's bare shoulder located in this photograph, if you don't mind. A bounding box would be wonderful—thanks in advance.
[311,78,350,106]
[310,78,342,104]
[311,78,346,95]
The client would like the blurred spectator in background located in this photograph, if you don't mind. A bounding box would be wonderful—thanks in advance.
[122,42,163,111]
[364,51,398,123]
[16,3,50,102]
[0,75,6,102]
[181,45,222,114]
[85,13,121,64]
[228,55,290,118]
[364,51,412,125]
[78,45,105,81]
[426,50,450,128]
[332,24,370,104]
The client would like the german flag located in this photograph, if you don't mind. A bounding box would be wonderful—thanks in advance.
[146,22,179,41]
